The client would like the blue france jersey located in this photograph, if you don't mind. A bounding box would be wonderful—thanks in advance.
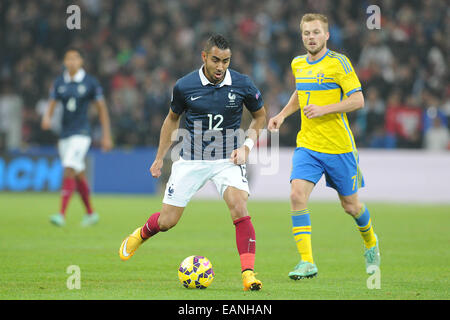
[171,67,264,160]
[49,69,103,138]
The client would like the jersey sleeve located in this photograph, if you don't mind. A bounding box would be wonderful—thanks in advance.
[243,76,264,112]
[335,55,362,97]
[170,82,186,114]
[49,79,61,101]
[91,77,104,101]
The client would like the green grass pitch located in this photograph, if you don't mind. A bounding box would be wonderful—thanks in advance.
[0,192,448,300]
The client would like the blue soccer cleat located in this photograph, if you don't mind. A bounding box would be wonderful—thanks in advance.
[288,261,318,280]
[50,213,65,227]
[364,234,381,274]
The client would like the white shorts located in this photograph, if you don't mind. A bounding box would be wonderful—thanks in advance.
[58,135,91,173]
[163,158,250,207]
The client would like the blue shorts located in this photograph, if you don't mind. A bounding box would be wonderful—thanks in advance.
[290,147,365,196]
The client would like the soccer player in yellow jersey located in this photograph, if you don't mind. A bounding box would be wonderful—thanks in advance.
[268,13,380,279]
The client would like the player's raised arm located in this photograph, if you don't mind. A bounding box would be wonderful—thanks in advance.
[303,91,364,119]
[247,107,267,145]
[41,99,58,130]
[150,109,181,178]
[268,90,299,132]
[325,90,364,114]
[93,98,113,151]
[230,106,267,165]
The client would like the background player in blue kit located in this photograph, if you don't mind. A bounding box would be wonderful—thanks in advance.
[41,48,113,227]
[119,35,267,291]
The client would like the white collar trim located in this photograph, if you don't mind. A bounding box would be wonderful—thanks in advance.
[198,66,232,87]
[63,68,86,83]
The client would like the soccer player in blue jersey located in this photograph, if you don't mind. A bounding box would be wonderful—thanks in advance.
[268,14,380,279]
[41,48,112,227]
[119,35,267,291]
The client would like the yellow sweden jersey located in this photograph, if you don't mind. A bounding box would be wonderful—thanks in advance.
[291,49,362,154]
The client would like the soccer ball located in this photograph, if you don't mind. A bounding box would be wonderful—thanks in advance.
[178,255,215,289]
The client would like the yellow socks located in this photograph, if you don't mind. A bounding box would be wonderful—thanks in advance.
[354,204,377,249]
[291,209,314,264]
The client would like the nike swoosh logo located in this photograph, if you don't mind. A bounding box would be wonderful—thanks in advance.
[122,238,130,257]
[190,96,202,101]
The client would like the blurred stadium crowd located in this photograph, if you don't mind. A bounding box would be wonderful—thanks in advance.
[0,0,449,151]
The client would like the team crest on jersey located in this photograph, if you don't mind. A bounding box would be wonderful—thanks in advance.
[226,90,237,108]
[316,72,325,85]
[58,85,66,93]
[77,84,86,95]
[168,184,174,197]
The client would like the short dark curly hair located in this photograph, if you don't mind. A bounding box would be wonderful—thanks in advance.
[203,34,231,53]
[64,47,84,59]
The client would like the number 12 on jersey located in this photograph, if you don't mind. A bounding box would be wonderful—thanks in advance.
[207,113,223,131]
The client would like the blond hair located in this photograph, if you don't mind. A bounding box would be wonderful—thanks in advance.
[300,13,329,33]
